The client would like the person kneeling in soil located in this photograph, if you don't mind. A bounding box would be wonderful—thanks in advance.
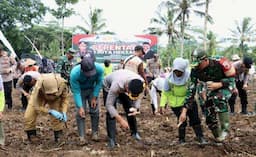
[160,58,206,144]
[24,73,69,144]
[103,69,145,148]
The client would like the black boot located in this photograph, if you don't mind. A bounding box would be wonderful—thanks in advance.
[26,130,37,141]
[241,104,248,114]
[151,104,156,114]
[178,127,186,144]
[54,130,63,143]
[192,125,207,144]
[106,113,117,148]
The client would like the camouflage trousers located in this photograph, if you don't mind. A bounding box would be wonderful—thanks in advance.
[196,82,233,130]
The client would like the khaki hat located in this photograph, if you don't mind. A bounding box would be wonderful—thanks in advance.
[41,74,59,94]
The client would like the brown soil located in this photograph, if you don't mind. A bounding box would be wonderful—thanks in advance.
[0,81,255,157]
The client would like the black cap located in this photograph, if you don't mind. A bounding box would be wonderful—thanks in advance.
[134,45,145,54]
[81,57,96,77]
[128,79,144,97]
[23,75,32,85]
[243,57,253,69]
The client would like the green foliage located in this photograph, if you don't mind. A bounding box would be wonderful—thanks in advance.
[0,0,46,31]
[46,39,61,58]
[82,8,107,34]
[228,17,255,56]
[50,0,78,19]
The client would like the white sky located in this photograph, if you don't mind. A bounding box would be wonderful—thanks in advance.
[42,0,256,45]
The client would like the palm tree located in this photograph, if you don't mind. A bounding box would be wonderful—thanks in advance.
[229,17,255,56]
[171,0,210,57]
[81,7,107,34]
[203,0,213,51]
[145,1,179,46]
[51,0,79,55]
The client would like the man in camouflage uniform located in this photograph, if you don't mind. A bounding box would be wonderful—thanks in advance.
[55,48,77,84]
[179,50,236,141]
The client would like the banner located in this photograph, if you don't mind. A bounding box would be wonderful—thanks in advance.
[72,34,158,63]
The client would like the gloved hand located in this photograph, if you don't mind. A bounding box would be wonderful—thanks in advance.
[48,109,63,120]
[61,112,67,122]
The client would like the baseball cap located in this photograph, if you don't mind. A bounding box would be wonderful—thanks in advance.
[81,57,96,77]
[128,79,144,100]
[243,57,253,69]
[134,45,145,55]
[191,49,208,67]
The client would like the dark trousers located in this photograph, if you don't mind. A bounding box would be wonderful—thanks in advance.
[171,102,201,140]
[171,101,201,127]
[228,80,248,113]
[21,85,32,110]
[13,78,18,88]
[104,90,138,140]
[3,81,13,109]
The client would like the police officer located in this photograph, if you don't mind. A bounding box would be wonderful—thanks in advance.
[103,69,145,148]
[179,50,236,142]
[229,56,253,115]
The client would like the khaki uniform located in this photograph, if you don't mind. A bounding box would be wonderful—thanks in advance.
[24,74,68,131]
[124,55,143,74]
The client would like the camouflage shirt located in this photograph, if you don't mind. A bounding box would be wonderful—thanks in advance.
[55,55,76,81]
[184,59,235,109]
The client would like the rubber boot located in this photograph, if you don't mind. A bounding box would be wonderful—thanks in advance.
[211,127,221,139]
[151,104,156,115]
[192,125,207,144]
[178,126,186,144]
[26,130,37,141]
[91,114,99,141]
[26,130,40,144]
[218,112,229,141]
[106,113,116,149]
[54,130,63,142]
[241,104,248,114]
[76,115,86,138]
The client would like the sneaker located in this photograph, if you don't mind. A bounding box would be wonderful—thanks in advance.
[197,137,208,144]
[131,133,141,141]
[240,111,248,115]
[91,132,99,142]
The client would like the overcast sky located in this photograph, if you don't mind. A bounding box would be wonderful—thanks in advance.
[42,0,256,45]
